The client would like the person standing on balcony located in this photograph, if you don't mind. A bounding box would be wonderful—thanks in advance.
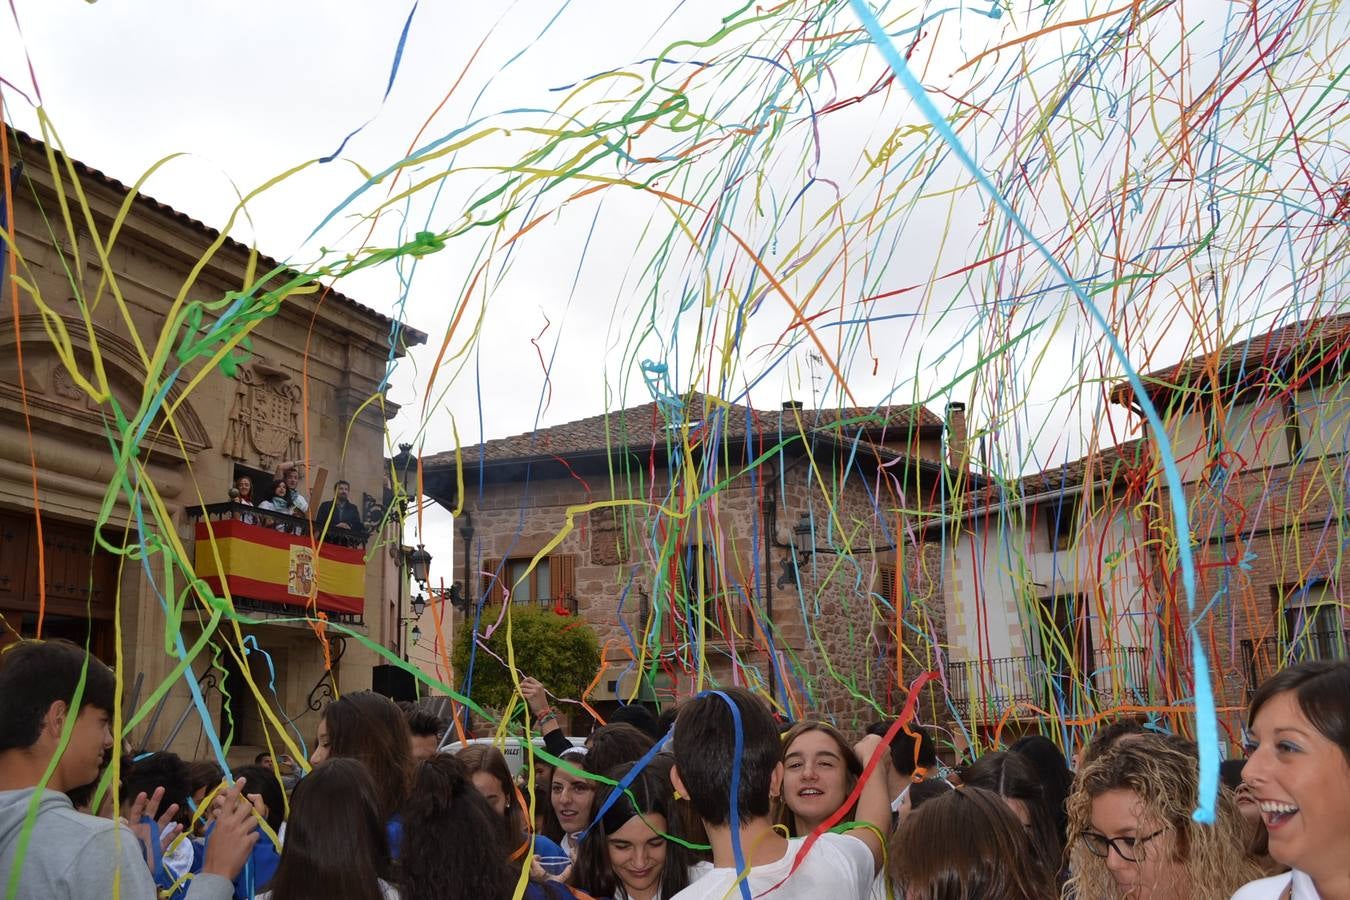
[258,481,301,535]
[233,476,254,506]
[273,462,309,516]
[315,480,365,544]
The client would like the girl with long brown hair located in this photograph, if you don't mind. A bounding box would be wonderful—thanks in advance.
[771,721,863,837]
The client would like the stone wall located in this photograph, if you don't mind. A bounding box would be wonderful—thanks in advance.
[449,441,950,738]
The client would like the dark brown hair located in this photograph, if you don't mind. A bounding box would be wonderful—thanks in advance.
[401,754,547,900]
[963,751,1063,883]
[0,639,117,752]
[1248,659,1350,763]
[456,743,522,844]
[573,763,692,900]
[673,688,781,828]
[321,691,413,822]
[585,722,656,776]
[1080,718,1146,770]
[890,786,1055,900]
[266,758,392,900]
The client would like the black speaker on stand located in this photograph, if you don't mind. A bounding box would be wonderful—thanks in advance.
[372,664,418,702]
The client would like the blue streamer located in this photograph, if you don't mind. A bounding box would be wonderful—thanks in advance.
[708,690,753,900]
[318,1,419,163]
[576,731,671,842]
[846,0,1217,823]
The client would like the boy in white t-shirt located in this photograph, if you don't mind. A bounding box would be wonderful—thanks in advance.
[669,688,892,900]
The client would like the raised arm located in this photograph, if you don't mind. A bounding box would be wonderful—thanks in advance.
[851,732,894,874]
[521,675,573,758]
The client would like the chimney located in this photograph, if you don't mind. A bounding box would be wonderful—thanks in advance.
[945,402,968,470]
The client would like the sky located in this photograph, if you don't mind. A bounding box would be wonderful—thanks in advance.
[3,0,1343,636]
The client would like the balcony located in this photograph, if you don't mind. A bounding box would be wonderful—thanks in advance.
[1240,629,1347,698]
[947,647,1150,722]
[186,502,368,625]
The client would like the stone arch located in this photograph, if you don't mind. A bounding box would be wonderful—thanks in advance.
[0,314,212,462]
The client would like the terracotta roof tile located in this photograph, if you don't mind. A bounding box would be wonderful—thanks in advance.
[1110,313,1350,404]
[424,393,944,467]
[8,128,427,347]
[1016,439,1149,497]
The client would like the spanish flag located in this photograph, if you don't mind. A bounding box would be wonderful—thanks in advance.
[194,518,365,616]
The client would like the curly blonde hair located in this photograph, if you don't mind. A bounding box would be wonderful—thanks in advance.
[1064,735,1261,900]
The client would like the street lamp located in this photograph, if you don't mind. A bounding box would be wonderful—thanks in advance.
[410,592,427,617]
[392,442,417,510]
[409,544,433,585]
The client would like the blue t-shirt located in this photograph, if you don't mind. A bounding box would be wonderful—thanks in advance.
[387,815,403,860]
[232,832,282,900]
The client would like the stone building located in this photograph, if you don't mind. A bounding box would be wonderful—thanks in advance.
[420,392,976,733]
[940,313,1348,752]
[0,129,425,764]
[1109,313,1349,736]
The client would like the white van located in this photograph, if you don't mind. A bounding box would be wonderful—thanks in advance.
[440,735,586,776]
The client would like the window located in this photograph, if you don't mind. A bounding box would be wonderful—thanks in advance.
[1046,495,1079,552]
[875,563,898,607]
[1276,581,1343,660]
[661,542,754,643]
[1219,399,1292,470]
[1295,383,1350,458]
[481,555,575,610]
[1034,593,1096,702]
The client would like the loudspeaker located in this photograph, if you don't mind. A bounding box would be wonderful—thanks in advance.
[371,664,418,702]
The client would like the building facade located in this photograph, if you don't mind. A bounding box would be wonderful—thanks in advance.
[0,129,425,764]
[420,394,974,733]
[942,313,1348,753]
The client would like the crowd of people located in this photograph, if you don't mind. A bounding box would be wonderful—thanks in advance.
[2,638,1348,899]
[229,463,368,544]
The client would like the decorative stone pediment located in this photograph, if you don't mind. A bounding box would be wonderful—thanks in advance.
[0,315,211,461]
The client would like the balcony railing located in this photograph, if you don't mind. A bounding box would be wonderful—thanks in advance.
[186,502,369,548]
[185,502,367,625]
[947,647,1150,722]
[1240,629,1348,698]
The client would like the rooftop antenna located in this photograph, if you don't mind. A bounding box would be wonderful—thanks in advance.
[807,351,824,409]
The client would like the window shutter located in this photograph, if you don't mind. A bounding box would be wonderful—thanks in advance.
[662,550,681,643]
[550,554,575,611]
[482,557,503,605]
[878,563,897,607]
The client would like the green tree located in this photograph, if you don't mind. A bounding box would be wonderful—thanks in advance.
[452,605,600,712]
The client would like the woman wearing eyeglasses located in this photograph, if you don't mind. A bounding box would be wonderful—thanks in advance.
[1065,735,1259,899]
[1231,660,1350,900]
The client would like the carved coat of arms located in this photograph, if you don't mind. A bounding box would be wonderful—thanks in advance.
[224,361,303,470]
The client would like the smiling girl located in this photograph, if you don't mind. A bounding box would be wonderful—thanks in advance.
[1232,659,1350,900]
[572,763,702,900]
[1065,735,1259,900]
[551,747,597,860]
[771,722,862,837]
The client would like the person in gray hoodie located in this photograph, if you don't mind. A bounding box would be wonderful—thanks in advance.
[0,639,258,899]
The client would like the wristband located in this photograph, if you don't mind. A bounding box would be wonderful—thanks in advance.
[537,709,558,727]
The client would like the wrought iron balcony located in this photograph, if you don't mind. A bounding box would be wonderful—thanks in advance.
[1240,629,1348,698]
[185,502,367,624]
[947,646,1150,722]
